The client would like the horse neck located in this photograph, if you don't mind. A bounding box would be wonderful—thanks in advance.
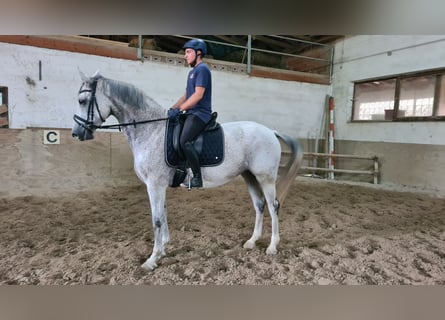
[99,79,165,124]
[99,80,166,149]
[111,100,164,124]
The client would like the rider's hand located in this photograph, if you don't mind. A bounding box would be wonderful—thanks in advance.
[167,108,180,119]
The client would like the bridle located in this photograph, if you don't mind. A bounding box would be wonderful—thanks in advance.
[73,80,105,132]
[73,80,168,132]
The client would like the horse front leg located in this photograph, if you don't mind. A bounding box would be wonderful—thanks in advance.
[141,184,169,270]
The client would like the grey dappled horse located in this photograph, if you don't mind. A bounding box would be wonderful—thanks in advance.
[72,71,303,270]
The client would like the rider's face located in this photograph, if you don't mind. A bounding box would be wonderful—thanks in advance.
[184,48,197,66]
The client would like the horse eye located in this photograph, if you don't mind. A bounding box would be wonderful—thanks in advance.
[78,97,87,105]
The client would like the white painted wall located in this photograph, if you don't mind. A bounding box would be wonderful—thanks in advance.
[3,37,445,194]
[3,37,445,145]
[0,42,329,139]
[331,35,445,145]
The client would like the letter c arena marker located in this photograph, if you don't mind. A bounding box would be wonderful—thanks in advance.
[43,130,60,144]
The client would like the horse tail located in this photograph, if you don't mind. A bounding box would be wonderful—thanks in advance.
[275,132,303,205]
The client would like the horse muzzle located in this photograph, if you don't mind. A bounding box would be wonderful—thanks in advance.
[72,125,94,141]
[72,114,96,141]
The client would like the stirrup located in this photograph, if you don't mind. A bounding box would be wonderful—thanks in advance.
[171,166,187,187]
[182,175,202,190]
[190,176,203,189]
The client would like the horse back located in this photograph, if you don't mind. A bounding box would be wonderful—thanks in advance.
[221,121,282,163]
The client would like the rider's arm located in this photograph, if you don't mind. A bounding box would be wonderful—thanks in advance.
[179,86,205,112]
[171,93,186,109]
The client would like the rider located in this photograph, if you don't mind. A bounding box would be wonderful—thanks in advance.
[170,38,212,188]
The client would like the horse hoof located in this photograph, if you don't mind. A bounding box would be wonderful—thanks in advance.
[243,240,255,250]
[266,246,277,255]
[141,261,157,270]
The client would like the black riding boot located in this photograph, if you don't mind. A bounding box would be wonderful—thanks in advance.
[183,141,203,188]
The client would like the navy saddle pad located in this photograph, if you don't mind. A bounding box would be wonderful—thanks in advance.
[164,118,225,167]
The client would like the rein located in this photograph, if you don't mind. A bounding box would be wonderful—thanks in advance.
[93,117,168,130]
[73,80,168,132]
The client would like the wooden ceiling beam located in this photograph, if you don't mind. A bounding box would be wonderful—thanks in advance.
[212,35,247,46]
[253,35,295,50]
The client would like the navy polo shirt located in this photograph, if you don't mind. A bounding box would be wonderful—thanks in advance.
[185,63,212,124]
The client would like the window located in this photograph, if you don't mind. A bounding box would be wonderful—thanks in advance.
[353,79,395,120]
[352,69,445,121]
[438,76,445,116]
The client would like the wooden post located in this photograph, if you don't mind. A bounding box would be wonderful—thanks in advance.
[328,96,335,180]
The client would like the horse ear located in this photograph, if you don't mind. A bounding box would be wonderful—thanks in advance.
[78,68,88,82]
[91,69,101,80]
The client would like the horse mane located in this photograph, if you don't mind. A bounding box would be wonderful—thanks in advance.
[99,77,165,114]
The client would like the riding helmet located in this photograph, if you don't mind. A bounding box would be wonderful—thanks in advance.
[183,38,207,56]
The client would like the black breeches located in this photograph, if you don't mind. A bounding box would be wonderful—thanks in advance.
[179,114,206,149]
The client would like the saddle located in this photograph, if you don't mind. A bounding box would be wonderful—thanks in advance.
[165,112,224,187]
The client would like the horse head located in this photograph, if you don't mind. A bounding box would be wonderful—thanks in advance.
[72,70,111,141]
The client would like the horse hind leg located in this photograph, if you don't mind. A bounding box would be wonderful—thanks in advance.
[242,171,266,250]
[253,177,281,255]
[265,194,280,255]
